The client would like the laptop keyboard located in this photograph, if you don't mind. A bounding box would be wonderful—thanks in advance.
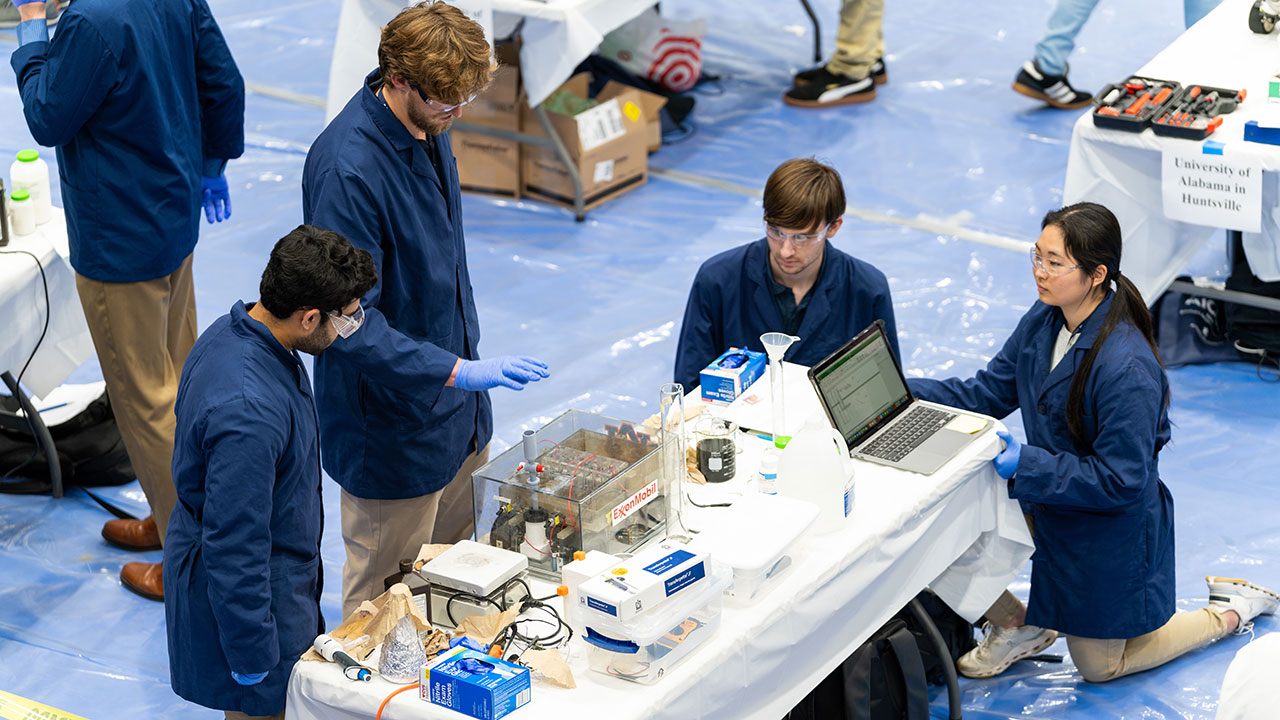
[859,406,955,463]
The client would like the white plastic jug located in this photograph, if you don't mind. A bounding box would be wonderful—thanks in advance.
[775,417,854,534]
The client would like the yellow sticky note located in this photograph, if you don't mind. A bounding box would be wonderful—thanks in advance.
[623,101,641,123]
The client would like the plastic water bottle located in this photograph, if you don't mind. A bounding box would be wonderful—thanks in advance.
[756,449,779,495]
[10,149,52,225]
[776,417,855,533]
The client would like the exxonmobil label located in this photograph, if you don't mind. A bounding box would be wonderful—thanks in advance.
[610,480,659,527]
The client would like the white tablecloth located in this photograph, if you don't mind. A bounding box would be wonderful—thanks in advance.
[325,0,658,122]
[0,211,93,399]
[287,420,1032,720]
[1063,0,1280,303]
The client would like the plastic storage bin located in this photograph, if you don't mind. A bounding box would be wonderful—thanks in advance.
[693,493,817,604]
[582,567,730,684]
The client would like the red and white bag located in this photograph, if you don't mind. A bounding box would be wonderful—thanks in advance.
[599,8,706,93]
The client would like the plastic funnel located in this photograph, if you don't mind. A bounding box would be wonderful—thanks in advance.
[760,332,799,360]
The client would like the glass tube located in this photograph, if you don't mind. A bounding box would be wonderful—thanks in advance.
[659,382,692,542]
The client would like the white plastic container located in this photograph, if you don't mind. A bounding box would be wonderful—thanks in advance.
[776,417,854,534]
[583,567,729,684]
[7,190,36,236]
[693,493,817,604]
[756,449,779,495]
[10,150,52,225]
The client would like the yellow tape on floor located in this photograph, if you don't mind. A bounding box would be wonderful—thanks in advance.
[0,690,88,720]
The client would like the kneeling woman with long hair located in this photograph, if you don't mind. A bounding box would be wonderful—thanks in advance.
[910,202,1277,682]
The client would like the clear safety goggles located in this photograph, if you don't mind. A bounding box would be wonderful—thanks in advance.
[1029,248,1083,277]
[328,304,365,339]
[765,221,828,248]
[413,84,478,113]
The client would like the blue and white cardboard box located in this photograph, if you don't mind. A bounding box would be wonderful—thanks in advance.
[420,647,531,720]
[699,347,766,403]
[578,540,709,622]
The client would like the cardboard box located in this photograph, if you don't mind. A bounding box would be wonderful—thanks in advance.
[454,43,522,199]
[420,647,531,720]
[520,74,661,211]
[699,348,766,404]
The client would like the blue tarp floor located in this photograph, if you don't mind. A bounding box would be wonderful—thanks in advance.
[2,0,1278,717]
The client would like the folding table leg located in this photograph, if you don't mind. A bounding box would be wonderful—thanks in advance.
[907,597,962,720]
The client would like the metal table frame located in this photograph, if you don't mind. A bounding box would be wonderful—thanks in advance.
[0,370,62,498]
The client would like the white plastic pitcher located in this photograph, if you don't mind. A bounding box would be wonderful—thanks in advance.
[775,417,854,534]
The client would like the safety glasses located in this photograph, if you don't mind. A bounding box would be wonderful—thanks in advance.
[411,84,478,113]
[765,221,828,248]
[1029,248,1083,277]
[328,304,365,339]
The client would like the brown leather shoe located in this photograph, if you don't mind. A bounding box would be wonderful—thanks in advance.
[102,515,162,551]
[120,561,164,601]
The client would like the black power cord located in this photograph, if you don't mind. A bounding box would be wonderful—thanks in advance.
[0,247,51,483]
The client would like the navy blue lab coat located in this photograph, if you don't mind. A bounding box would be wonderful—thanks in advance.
[302,71,491,500]
[10,0,244,282]
[909,294,1175,639]
[164,302,323,716]
[674,238,899,391]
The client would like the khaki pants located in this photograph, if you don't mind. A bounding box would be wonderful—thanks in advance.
[339,445,489,616]
[225,711,283,720]
[984,589,1231,682]
[827,0,885,80]
[75,255,196,545]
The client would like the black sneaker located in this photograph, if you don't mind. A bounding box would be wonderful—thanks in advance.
[784,67,876,108]
[1012,59,1092,110]
[794,57,887,87]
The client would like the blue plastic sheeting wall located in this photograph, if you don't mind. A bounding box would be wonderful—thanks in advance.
[1,0,1277,717]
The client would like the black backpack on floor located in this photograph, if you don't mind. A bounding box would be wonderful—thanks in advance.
[0,388,135,494]
[1225,233,1280,375]
[788,590,973,720]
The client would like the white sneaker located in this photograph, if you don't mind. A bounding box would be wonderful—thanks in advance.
[956,622,1059,678]
[1207,576,1280,635]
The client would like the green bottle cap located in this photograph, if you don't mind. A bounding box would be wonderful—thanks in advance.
[11,190,30,202]
[774,435,791,449]
[16,150,39,163]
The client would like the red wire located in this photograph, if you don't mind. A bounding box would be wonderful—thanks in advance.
[524,537,551,555]
[376,682,419,720]
[567,452,596,531]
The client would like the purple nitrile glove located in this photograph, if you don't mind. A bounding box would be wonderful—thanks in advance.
[454,356,549,392]
[201,174,231,223]
[993,430,1022,480]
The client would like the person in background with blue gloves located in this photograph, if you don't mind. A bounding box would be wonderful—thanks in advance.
[302,1,549,615]
[909,202,1278,683]
[9,0,243,602]
[166,225,378,720]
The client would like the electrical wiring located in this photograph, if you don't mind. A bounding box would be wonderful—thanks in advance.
[375,682,419,720]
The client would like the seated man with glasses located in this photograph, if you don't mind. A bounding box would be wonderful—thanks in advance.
[165,225,377,720]
[674,157,900,392]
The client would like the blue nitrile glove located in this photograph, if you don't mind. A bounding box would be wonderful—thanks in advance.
[231,671,269,686]
[449,636,489,653]
[993,430,1021,480]
[201,175,232,223]
[454,356,549,392]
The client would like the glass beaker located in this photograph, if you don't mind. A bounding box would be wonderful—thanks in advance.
[693,415,737,483]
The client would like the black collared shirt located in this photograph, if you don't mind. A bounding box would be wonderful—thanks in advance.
[765,249,828,336]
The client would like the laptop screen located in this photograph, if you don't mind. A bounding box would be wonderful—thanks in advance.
[811,323,912,448]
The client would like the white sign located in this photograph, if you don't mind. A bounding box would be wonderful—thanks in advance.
[1161,148,1262,233]
[593,159,615,183]
[576,99,627,153]
[610,480,659,527]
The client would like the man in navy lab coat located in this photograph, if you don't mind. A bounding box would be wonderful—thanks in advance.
[165,225,378,720]
[9,0,243,600]
[674,158,899,392]
[303,1,549,615]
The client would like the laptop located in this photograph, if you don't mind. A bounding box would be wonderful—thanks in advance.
[807,320,992,475]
